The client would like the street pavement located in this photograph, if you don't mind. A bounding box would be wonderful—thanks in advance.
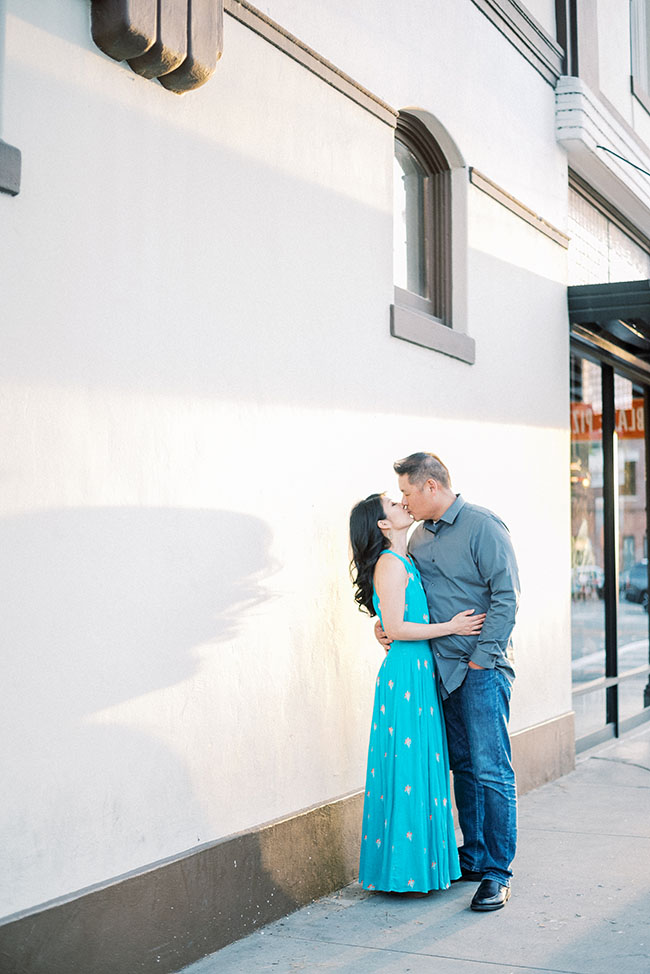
[177,724,650,974]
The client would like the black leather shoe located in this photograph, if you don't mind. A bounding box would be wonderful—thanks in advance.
[451,867,484,883]
[470,879,511,911]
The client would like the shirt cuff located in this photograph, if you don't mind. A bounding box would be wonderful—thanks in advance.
[469,646,498,669]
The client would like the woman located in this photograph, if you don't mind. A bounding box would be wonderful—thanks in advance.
[349,493,485,894]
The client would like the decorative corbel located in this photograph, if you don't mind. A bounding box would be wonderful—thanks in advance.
[91,0,223,93]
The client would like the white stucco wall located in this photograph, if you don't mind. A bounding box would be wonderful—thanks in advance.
[262,0,568,225]
[597,0,633,123]
[1,0,570,918]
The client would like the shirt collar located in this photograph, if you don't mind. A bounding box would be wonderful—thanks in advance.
[425,494,465,532]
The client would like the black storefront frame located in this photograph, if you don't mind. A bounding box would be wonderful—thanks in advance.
[571,331,650,752]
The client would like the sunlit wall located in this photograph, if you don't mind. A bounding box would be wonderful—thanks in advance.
[1,0,571,917]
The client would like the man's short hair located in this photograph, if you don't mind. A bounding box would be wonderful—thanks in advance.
[393,452,451,488]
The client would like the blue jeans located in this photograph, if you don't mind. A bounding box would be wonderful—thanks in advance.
[442,667,517,886]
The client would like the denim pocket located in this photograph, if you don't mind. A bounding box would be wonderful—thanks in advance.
[467,665,492,677]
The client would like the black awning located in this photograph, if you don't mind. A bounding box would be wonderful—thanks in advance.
[568,280,650,355]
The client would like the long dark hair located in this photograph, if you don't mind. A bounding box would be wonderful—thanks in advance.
[349,493,389,616]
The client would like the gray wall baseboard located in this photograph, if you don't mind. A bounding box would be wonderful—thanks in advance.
[0,712,575,974]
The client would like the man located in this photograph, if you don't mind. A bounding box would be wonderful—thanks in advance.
[378,452,519,911]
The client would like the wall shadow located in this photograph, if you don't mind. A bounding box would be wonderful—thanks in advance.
[2,506,274,712]
[0,506,276,915]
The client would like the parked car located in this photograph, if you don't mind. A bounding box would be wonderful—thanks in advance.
[623,559,649,610]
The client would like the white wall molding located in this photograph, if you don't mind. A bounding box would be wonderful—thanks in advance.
[470,0,564,84]
[470,167,569,247]
[224,0,396,126]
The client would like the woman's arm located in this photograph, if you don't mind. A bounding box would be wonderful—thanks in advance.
[374,555,484,641]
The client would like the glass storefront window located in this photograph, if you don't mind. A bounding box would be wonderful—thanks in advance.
[620,672,650,722]
[571,354,606,738]
[572,689,606,740]
[615,375,649,724]
[569,185,650,743]
[571,352,650,743]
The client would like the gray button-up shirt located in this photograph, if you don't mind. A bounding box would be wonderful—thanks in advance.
[408,495,520,697]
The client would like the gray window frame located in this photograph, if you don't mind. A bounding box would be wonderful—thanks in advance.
[631,0,650,116]
[390,112,475,365]
[393,113,452,325]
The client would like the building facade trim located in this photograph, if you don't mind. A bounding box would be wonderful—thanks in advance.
[469,0,564,84]
[224,0,397,126]
[0,139,21,196]
[0,713,574,974]
[556,75,650,232]
[470,167,570,247]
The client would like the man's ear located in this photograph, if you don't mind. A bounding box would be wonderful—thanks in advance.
[425,478,438,493]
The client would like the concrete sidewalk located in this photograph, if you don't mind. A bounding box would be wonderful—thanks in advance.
[178,725,650,974]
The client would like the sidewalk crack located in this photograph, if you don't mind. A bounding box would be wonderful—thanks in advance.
[590,755,650,773]
[268,932,588,973]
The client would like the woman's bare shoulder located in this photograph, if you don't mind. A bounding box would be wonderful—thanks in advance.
[374,551,407,586]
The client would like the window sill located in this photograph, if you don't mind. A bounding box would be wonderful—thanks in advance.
[390,303,476,364]
[0,140,21,196]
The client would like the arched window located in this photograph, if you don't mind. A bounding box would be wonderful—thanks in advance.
[393,112,451,325]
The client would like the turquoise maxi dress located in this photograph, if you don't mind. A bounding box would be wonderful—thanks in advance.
[359,550,461,892]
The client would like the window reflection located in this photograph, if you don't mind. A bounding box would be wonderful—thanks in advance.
[571,353,650,741]
[571,354,606,738]
[615,375,650,722]
[393,138,427,297]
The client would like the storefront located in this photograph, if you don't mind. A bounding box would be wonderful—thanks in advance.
[569,189,650,748]
[555,9,650,752]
